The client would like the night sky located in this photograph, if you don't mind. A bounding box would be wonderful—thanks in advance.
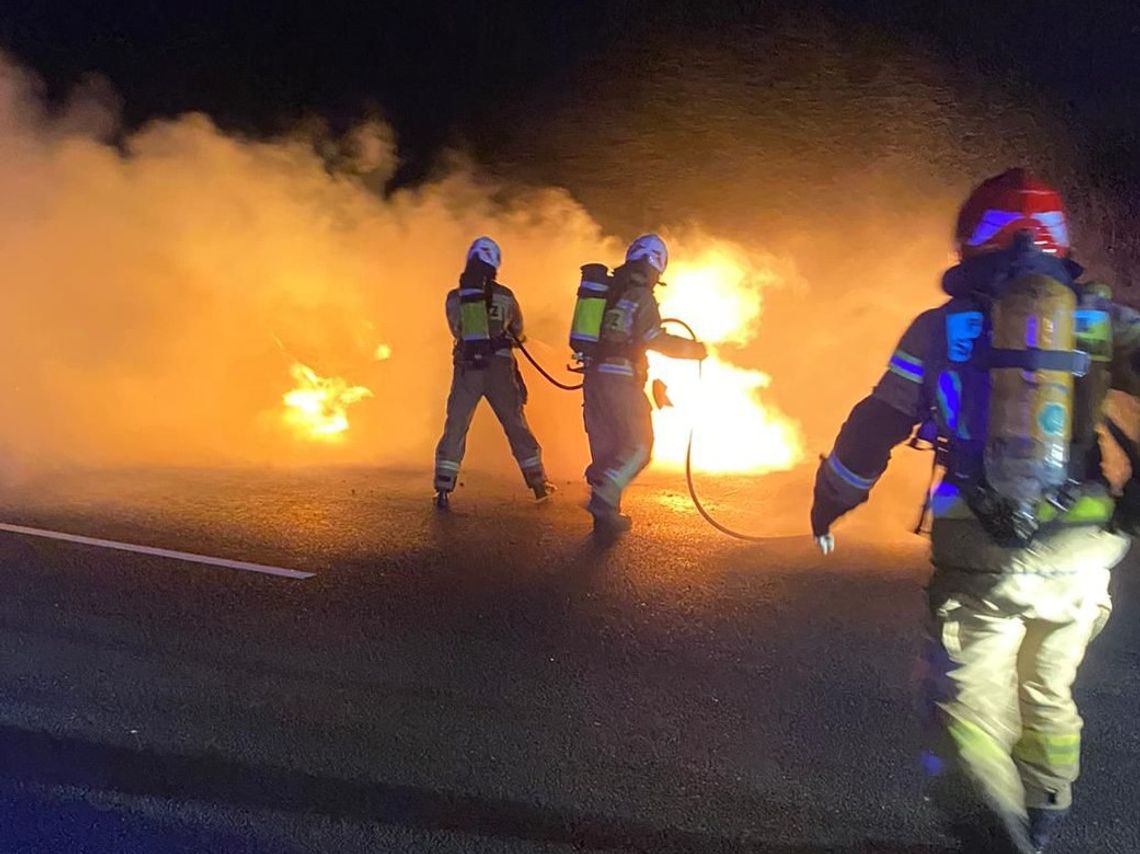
[2,3,1138,170]
[3,1,1140,457]
[4,0,1140,250]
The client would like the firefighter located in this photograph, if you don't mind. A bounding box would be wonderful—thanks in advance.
[580,234,706,536]
[810,170,1140,853]
[433,237,554,508]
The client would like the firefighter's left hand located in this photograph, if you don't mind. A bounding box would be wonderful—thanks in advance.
[810,496,838,555]
[814,533,836,555]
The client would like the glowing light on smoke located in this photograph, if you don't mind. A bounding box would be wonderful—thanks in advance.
[649,246,803,474]
[282,362,373,442]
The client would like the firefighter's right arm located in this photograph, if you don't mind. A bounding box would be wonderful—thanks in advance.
[637,293,708,360]
[810,311,937,544]
[444,289,461,339]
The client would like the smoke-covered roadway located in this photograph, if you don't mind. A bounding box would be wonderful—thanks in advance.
[0,468,1136,853]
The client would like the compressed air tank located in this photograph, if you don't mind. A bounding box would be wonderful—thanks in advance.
[984,273,1077,504]
[569,263,611,361]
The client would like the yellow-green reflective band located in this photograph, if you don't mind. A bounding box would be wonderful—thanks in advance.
[946,715,1009,766]
[606,443,650,488]
[571,298,607,343]
[460,302,490,341]
[1037,495,1114,525]
[1014,731,1080,768]
[933,491,1113,525]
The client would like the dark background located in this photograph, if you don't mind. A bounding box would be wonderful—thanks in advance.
[4,0,1140,278]
[3,1,1139,182]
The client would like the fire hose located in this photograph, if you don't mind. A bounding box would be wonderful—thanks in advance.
[514,338,583,391]
[659,318,775,542]
[515,323,775,542]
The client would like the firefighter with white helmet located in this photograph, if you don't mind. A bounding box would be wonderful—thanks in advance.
[575,234,707,537]
[433,236,554,508]
[810,169,1140,853]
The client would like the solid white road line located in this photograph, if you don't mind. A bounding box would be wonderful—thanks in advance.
[0,522,314,579]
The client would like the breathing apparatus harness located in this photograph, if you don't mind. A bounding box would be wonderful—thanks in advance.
[513,262,777,542]
[908,242,1115,546]
[457,261,512,368]
[513,259,643,391]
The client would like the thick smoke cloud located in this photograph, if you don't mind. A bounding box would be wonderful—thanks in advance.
[0,53,807,489]
[0,35,1120,533]
[0,55,629,477]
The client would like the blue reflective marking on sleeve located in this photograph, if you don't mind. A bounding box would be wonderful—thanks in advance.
[597,363,635,377]
[888,349,923,383]
[827,454,876,491]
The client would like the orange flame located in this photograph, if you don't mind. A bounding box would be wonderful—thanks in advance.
[649,245,803,473]
[282,361,374,442]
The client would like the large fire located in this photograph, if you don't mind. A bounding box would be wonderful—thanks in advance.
[282,361,374,442]
[648,246,803,473]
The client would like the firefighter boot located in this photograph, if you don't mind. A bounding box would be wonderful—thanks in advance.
[587,494,632,539]
[928,772,1034,854]
[1028,807,1069,853]
[533,480,558,503]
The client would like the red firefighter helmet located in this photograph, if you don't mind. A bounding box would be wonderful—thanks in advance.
[954,169,1070,259]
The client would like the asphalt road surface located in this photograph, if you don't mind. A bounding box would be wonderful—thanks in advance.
[0,467,1136,853]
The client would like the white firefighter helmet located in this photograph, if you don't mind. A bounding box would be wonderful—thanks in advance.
[466,236,502,270]
[625,233,668,274]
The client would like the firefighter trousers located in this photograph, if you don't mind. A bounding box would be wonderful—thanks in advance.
[434,357,546,491]
[582,371,653,510]
[923,523,1125,824]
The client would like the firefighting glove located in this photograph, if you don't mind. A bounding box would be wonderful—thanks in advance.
[810,459,848,554]
[810,494,843,555]
[810,498,841,555]
[815,533,836,555]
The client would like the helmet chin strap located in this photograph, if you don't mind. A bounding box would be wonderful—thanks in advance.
[620,257,660,287]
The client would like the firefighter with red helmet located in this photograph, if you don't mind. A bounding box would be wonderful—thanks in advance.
[811,169,1140,853]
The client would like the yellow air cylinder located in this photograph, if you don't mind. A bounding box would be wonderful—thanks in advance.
[569,263,611,362]
[985,274,1077,505]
